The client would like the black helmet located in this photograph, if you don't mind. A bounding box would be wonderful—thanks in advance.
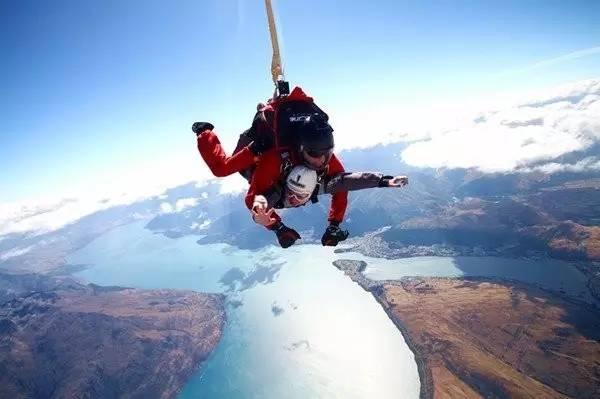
[292,113,334,157]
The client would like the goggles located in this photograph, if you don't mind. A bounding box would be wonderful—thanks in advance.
[306,148,332,158]
[286,190,311,207]
[302,148,332,170]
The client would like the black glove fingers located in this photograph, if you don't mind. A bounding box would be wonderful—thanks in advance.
[321,224,349,246]
[192,122,214,135]
[275,225,301,248]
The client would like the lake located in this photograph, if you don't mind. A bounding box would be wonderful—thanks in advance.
[68,221,594,398]
[68,221,421,398]
[354,255,595,304]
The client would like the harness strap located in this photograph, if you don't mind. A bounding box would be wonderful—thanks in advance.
[280,150,294,177]
[310,184,320,204]
[310,172,328,204]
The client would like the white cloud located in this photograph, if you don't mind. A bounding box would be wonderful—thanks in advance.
[0,149,222,235]
[0,245,34,261]
[0,196,138,236]
[159,202,174,214]
[0,175,228,236]
[331,102,450,151]
[3,79,598,237]
[175,198,199,212]
[195,219,211,230]
[0,141,221,234]
[218,174,248,195]
[400,79,600,173]
[521,157,600,174]
[158,198,200,214]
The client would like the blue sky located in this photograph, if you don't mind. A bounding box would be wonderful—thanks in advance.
[2,0,600,202]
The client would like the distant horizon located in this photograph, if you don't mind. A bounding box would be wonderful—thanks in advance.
[2,76,598,206]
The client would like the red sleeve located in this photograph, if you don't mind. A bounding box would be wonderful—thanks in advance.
[326,154,348,223]
[197,130,257,177]
[245,150,282,229]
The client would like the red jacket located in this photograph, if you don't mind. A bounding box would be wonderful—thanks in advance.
[197,131,257,177]
[245,149,348,229]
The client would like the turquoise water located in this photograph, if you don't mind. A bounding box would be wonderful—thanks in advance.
[68,221,594,398]
[68,222,421,399]
[354,255,595,304]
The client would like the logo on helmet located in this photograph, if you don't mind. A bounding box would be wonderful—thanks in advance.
[288,174,306,189]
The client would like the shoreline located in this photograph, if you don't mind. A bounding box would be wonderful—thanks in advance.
[65,268,230,398]
[371,283,434,399]
[335,232,596,263]
[0,272,227,399]
[332,258,600,399]
[332,260,434,399]
[335,246,600,306]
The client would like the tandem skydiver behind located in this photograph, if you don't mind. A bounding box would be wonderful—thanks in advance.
[191,0,407,249]
[191,86,409,249]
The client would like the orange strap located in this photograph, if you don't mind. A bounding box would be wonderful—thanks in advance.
[265,0,284,87]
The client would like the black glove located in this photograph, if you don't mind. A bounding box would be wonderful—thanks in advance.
[272,222,301,248]
[378,175,395,187]
[192,122,214,136]
[321,223,349,246]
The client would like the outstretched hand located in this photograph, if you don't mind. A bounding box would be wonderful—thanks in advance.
[251,203,277,227]
[388,175,409,187]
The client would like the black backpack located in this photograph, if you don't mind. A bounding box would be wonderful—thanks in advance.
[249,87,330,152]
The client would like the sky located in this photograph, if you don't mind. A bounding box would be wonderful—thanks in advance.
[2,0,600,205]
